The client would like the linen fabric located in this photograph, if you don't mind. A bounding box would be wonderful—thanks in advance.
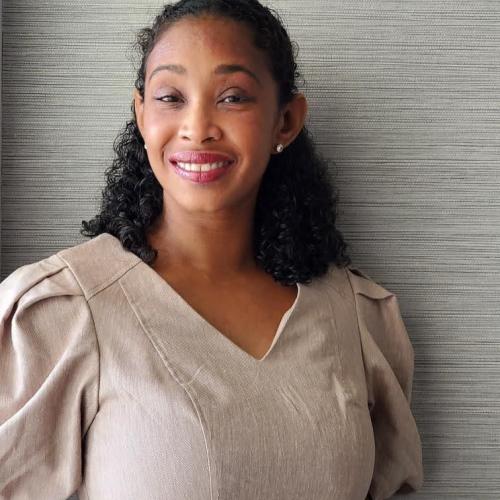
[0,233,424,499]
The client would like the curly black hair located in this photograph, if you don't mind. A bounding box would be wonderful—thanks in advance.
[80,0,352,286]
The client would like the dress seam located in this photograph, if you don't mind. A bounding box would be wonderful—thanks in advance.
[55,252,143,301]
[345,267,371,409]
[118,279,216,500]
[60,262,102,438]
[47,259,102,495]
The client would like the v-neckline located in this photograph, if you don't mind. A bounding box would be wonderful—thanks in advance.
[139,260,302,365]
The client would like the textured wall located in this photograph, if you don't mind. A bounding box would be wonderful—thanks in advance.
[0,0,2,272]
[2,1,500,498]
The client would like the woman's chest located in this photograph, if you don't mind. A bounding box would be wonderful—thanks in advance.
[82,352,374,500]
[81,279,375,499]
[153,268,300,361]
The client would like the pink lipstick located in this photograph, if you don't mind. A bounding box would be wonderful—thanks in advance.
[168,150,235,184]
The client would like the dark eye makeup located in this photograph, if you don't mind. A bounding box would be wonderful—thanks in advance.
[155,94,250,104]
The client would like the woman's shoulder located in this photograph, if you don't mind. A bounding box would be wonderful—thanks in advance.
[0,253,76,318]
[342,264,415,399]
[340,265,424,497]
[0,233,142,305]
[312,262,394,303]
[321,263,413,385]
[343,264,394,300]
[0,241,105,499]
[56,233,142,298]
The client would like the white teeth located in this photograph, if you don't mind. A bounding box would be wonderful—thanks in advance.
[176,161,229,172]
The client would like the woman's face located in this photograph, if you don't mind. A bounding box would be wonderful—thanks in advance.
[134,14,303,216]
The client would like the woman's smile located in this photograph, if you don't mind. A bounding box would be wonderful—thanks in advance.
[133,14,284,212]
[171,158,235,184]
[167,149,236,184]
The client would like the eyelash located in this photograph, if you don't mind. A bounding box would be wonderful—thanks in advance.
[156,95,248,104]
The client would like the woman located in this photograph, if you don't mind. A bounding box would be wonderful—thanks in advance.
[0,1,424,498]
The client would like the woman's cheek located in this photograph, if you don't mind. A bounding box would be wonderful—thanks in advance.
[146,117,174,145]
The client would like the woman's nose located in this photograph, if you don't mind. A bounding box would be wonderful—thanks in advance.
[178,100,222,143]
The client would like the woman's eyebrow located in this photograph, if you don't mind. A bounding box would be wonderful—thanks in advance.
[148,63,261,86]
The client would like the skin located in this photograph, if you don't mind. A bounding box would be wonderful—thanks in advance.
[132,15,309,359]
[133,14,308,285]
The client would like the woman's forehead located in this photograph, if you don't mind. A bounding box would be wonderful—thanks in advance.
[147,15,265,75]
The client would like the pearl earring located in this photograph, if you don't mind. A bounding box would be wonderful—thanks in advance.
[276,143,284,153]
[144,144,148,150]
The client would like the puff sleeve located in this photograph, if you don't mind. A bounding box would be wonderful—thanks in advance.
[0,254,99,499]
[346,266,424,500]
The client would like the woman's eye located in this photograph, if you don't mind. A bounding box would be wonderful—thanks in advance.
[155,94,248,104]
[156,95,180,103]
[222,95,247,104]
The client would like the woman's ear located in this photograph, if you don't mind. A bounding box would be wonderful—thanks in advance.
[274,92,308,151]
[133,88,145,137]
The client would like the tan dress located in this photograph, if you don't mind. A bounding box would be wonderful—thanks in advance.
[0,233,424,500]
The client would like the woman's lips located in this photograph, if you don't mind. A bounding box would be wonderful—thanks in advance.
[168,151,234,164]
[170,159,234,184]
